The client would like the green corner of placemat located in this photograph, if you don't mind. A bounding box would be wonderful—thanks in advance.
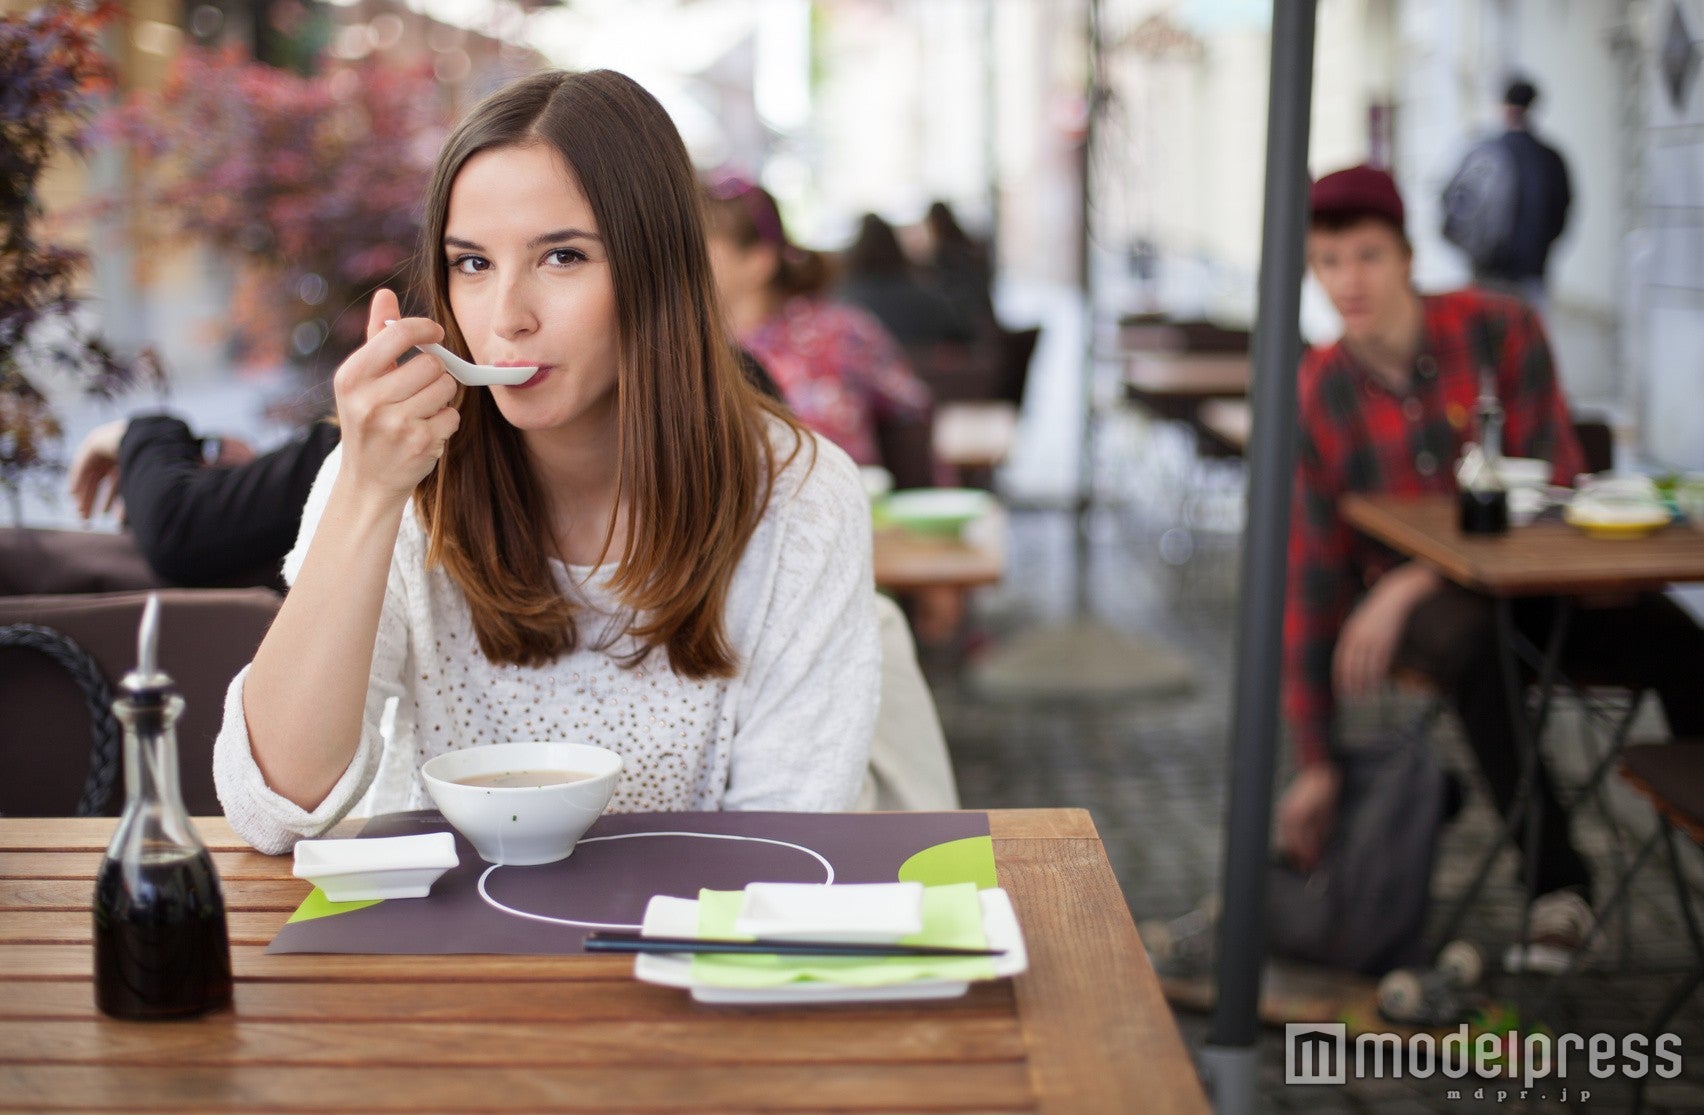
[898,834,997,890]
[286,887,383,923]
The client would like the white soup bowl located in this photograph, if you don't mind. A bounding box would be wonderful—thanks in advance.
[421,741,622,866]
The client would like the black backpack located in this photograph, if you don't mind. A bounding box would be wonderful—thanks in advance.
[1441,137,1519,270]
[1267,729,1451,976]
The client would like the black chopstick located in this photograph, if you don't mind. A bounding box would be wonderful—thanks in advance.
[582,931,1004,958]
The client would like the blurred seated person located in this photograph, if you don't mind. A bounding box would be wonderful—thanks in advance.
[70,414,339,591]
[921,200,997,339]
[69,356,781,591]
[703,175,931,470]
[1275,165,1704,973]
[836,212,976,348]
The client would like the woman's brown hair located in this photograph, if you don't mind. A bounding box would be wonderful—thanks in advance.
[702,175,834,299]
[413,69,802,679]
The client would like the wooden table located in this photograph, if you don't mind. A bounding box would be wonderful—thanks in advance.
[1122,353,1250,425]
[0,810,1206,1114]
[933,401,1018,474]
[1196,398,1251,456]
[1341,492,1704,968]
[1340,493,1704,596]
[871,523,1005,593]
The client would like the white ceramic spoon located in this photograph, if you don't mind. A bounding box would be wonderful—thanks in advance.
[417,341,536,387]
[384,322,536,386]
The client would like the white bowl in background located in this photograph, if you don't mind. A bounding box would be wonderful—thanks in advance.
[1576,472,1659,500]
[1494,457,1551,489]
[859,466,894,501]
[421,742,622,866]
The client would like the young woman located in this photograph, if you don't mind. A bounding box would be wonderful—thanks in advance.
[214,71,879,854]
[703,177,931,470]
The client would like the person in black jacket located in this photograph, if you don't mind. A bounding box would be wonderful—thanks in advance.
[1472,79,1572,306]
[70,414,340,590]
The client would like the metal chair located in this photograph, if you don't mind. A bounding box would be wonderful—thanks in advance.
[1537,741,1704,1114]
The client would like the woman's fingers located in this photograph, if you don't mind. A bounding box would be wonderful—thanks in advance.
[366,289,400,342]
[336,292,443,397]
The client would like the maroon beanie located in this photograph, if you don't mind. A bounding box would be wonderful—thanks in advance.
[1309,165,1405,231]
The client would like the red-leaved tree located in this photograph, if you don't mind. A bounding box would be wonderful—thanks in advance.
[100,47,450,389]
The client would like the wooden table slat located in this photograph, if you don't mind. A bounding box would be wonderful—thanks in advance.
[0,977,1015,1024]
[0,878,307,911]
[0,944,638,982]
[0,1064,1039,1112]
[0,1016,1027,1068]
[0,850,287,880]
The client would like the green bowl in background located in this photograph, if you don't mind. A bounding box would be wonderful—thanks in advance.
[876,489,997,536]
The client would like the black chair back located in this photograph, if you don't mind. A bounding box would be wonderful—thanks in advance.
[0,589,282,817]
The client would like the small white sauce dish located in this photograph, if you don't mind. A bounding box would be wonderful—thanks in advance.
[734,881,925,944]
[291,832,460,902]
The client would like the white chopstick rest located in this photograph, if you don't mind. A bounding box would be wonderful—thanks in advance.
[292,832,459,902]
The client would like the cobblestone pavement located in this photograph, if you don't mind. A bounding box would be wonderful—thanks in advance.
[929,504,1704,1113]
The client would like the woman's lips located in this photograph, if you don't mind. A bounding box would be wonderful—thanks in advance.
[502,365,551,390]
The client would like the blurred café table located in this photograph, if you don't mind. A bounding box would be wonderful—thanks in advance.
[1341,492,1704,961]
[932,401,1018,489]
[1340,493,1704,597]
[871,508,1006,594]
[1197,398,1251,457]
[0,810,1208,1114]
[1122,352,1251,427]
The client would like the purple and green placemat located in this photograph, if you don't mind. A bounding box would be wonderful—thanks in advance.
[269,810,995,955]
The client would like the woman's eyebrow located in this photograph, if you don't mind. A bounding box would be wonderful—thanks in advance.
[443,229,602,252]
[527,227,601,249]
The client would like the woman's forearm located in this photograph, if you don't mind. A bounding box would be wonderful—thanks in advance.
[241,477,407,810]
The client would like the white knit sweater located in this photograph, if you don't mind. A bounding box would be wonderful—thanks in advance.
[213,428,879,854]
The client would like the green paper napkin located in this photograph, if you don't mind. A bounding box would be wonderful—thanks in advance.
[688,882,998,988]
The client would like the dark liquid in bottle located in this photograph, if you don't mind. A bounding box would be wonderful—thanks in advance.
[1458,487,1509,535]
[93,850,232,1019]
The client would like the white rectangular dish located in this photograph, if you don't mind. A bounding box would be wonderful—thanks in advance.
[634,887,1027,1005]
[291,832,459,902]
[734,881,924,944]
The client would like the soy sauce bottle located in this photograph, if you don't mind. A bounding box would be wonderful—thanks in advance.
[1458,367,1509,535]
[93,595,232,1019]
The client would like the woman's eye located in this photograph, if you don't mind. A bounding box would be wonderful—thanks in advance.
[448,255,488,275]
[545,247,588,267]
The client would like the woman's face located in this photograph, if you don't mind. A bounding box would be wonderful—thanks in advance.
[444,143,620,439]
[705,225,777,308]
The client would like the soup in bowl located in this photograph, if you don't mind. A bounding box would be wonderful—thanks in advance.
[421,741,623,866]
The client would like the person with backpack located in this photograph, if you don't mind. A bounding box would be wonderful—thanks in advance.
[1441,78,1572,310]
[1274,165,1704,976]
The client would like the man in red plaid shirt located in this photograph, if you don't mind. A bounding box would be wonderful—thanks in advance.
[1274,166,1704,972]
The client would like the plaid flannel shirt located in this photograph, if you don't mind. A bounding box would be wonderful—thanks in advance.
[1282,290,1584,766]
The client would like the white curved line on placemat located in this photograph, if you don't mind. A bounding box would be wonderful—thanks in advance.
[475,830,836,931]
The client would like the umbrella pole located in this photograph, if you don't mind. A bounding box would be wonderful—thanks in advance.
[1197,2,1317,1111]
